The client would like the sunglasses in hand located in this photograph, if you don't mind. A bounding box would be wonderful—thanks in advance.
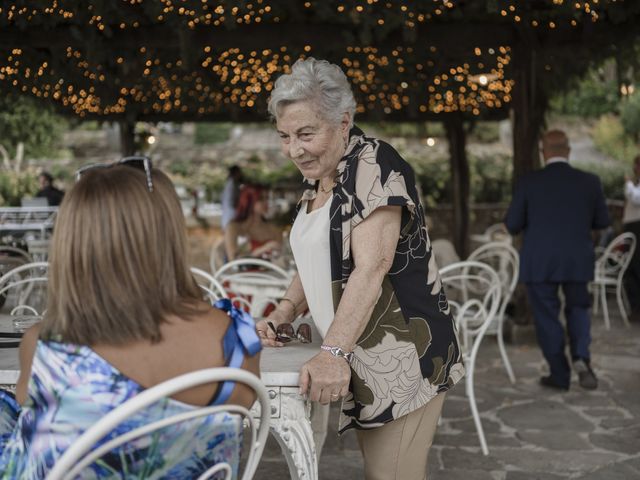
[268,321,312,344]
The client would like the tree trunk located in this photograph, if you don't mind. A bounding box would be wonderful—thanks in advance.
[119,119,136,156]
[444,113,470,258]
[512,42,547,184]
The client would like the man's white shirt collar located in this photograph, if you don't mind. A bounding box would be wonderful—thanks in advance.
[546,156,569,165]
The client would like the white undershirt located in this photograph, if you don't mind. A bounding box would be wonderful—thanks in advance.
[289,198,334,339]
[623,180,640,224]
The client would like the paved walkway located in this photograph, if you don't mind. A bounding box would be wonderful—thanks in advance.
[254,310,640,479]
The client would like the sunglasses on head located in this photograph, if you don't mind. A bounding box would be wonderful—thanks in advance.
[75,156,154,192]
[268,321,312,344]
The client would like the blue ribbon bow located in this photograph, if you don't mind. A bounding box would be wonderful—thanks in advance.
[214,298,262,357]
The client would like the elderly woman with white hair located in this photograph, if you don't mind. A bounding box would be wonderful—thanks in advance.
[256,58,464,479]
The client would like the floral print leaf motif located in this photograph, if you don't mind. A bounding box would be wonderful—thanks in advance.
[349,368,375,405]
[427,250,442,295]
[356,280,412,350]
[407,316,432,358]
[352,333,418,419]
[448,363,466,388]
[429,342,459,386]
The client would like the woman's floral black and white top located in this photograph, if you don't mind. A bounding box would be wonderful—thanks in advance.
[298,126,464,433]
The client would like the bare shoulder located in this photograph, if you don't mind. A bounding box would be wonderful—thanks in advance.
[16,323,41,405]
[19,323,41,365]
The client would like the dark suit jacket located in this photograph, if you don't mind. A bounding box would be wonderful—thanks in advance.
[504,162,610,283]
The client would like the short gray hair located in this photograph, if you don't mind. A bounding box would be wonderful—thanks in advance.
[268,57,356,126]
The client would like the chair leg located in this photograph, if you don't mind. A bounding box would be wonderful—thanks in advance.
[622,286,632,315]
[616,283,630,328]
[592,283,599,314]
[466,359,489,455]
[600,284,610,330]
[497,317,516,384]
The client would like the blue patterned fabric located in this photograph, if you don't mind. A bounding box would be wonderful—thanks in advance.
[0,304,261,479]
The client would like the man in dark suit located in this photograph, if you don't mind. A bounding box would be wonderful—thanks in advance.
[505,130,610,391]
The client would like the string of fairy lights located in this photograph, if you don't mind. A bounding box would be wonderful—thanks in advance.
[0,1,631,119]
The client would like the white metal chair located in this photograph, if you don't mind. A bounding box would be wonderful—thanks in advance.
[468,242,519,384]
[191,266,228,304]
[440,261,501,456]
[47,368,271,480]
[214,259,291,318]
[0,261,48,315]
[592,232,637,329]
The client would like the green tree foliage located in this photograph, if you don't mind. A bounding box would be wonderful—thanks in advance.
[194,123,233,145]
[0,94,67,158]
[592,114,640,164]
[578,162,626,201]
[620,92,640,142]
[0,170,39,206]
[550,71,619,118]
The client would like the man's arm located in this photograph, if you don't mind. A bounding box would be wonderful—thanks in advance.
[504,180,527,235]
[592,178,611,230]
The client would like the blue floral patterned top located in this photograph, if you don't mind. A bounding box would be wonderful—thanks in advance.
[0,299,261,479]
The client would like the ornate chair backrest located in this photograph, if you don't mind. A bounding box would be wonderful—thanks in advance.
[439,261,502,356]
[595,232,636,280]
[191,266,228,304]
[468,242,519,322]
[0,261,48,315]
[214,259,290,317]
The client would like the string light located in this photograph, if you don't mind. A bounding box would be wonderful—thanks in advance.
[0,1,627,119]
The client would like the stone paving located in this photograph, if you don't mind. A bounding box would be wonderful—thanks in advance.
[253,310,640,479]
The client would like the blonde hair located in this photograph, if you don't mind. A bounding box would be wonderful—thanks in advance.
[41,165,204,345]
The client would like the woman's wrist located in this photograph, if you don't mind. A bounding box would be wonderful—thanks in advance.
[277,297,297,323]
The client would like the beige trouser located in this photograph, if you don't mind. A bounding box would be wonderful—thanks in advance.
[355,393,446,480]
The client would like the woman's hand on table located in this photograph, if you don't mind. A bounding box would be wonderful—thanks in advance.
[255,310,287,347]
[299,351,351,404]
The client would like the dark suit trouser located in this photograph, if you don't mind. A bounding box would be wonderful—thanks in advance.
[624,220,640,312]
[526,282,591,387]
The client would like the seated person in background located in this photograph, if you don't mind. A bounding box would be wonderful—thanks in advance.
[0,163,261,478]
[35,171,65,206]
[224,184,282,261]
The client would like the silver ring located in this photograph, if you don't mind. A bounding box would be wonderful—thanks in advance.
[330,393,339,398]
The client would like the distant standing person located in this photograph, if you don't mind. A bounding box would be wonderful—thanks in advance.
[221,165,243,230]
[224,184,282,261]
[505,130,610,391]
[623,155,640,320]
[35,172,64,206]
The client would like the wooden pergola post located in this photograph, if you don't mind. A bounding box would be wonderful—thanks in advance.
[444,112,470,258]
[119,118,136,157]
[512,40,547,183]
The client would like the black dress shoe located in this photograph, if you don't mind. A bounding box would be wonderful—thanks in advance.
[574,359,598,390]
[539,375,569,391]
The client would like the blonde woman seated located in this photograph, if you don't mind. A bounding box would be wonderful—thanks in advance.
[0,161,261,478]
[224,184,282,261]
